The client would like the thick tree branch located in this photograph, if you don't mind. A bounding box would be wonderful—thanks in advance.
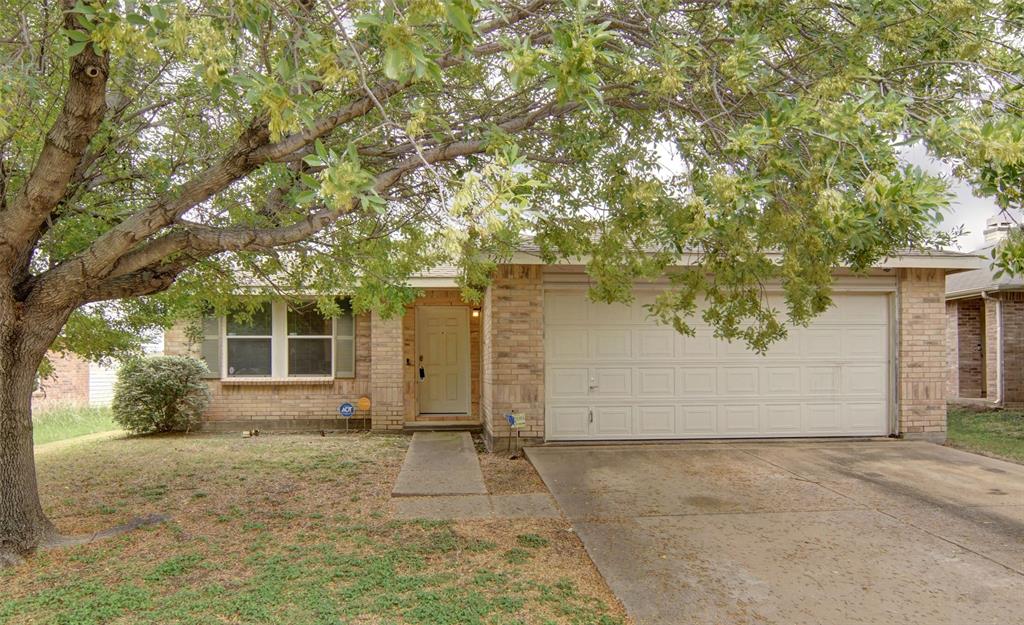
[0,3,109,271]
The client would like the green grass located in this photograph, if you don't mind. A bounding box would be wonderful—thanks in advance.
[32,405,118,446]
[2,433,626,625]
[947,406,1024,464]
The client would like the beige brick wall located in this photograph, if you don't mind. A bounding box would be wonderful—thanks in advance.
[898,268,947,441]
[985,297,1002,402]
[481,265,544,448]
[32,351,91,413]
[945,301,959,398]
[370,311,404,431]
[165,314,372,427]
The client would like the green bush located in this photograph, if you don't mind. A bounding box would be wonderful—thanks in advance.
[112,356,211,434]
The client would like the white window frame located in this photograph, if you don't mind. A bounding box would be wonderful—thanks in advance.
[221,301,338,380]
[223,303,274,378]
[285,302,336,378]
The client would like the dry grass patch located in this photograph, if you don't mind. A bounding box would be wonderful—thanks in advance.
[474,436,548,495]
[1,431,628,625]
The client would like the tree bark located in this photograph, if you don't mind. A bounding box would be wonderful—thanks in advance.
[0,291,69,563]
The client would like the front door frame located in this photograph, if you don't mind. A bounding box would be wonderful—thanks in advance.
[415,305,471,416]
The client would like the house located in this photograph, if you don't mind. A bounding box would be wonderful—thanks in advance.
[164,250,979,448]
[946,215,1024,409]
[32,337,164,413]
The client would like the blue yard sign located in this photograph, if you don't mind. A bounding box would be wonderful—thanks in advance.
[338,402,355,418]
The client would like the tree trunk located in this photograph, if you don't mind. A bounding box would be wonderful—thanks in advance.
[0,294,67,563]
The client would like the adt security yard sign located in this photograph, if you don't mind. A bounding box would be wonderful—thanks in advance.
[338,403,355,417]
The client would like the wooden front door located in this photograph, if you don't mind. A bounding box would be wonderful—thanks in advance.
[416,306,470,415]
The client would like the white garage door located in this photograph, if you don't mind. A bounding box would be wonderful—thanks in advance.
[544,289,892,440]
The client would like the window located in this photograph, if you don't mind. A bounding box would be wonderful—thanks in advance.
[287,303,333,376]
[226,303,272,377]
[202,299,355,379]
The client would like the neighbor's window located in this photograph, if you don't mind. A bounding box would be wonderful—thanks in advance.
[287,303,333,376]
[226,303,272,376]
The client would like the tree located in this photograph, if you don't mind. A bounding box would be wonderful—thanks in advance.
[0,0,1021,561]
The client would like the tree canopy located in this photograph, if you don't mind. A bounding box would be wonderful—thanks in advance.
[2,0,1023,356]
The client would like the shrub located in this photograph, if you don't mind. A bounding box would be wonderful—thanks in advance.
[112,356,211,434]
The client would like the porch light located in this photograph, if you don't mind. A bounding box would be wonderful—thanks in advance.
[472,308,480,318]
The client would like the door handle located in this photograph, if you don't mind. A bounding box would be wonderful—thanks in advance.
[419,366,425,380]
[588,409,593,423]
[589,377,598,391]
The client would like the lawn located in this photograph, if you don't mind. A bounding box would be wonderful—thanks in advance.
[947,406,1024,464]
[1,432,627,625]
[32,405,119,446]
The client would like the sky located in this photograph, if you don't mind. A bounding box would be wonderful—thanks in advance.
[900,143,1003,252]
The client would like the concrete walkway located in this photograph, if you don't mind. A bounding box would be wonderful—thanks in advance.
[392,431,487,496]
[391,431,559,519]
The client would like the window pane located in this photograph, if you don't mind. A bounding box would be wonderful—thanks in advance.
[288,303,331,336]
[227,303,272,336]
[289,338,332,376]
[227,338,272,376]
[335,336,354,377]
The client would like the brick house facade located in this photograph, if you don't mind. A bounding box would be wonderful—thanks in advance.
[31,351,91,413]
[166,254,977,447]
[945,219,1024,409]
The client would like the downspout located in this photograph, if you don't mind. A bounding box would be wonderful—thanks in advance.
[981,291,1002,405]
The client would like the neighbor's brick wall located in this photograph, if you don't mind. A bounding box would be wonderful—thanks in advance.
[32,351,90,413]
[164,314,372,428]
[370,311,404,431]
[955,298,985,398]
[481,265,544,448]
[898,268,947,441]
[401,289,481,422]
[1000,293,1024,408]
[945,301,959,398]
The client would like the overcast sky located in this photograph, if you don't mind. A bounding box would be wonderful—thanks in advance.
[900,143,1002,252]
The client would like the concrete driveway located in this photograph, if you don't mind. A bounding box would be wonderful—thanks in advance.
[526,441,1024,625]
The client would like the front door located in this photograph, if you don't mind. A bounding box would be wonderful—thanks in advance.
[417,306,470,415]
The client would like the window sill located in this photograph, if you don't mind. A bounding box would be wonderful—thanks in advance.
[219,377,336,386]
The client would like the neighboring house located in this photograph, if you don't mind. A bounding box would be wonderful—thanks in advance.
[165,249,977,448]
[32,336,164,413]
[946,215,1024,409]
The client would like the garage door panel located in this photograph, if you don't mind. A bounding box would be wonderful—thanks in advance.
[546,292,587,325]
[638,367,675,396]
[723,367,759,395]
[847,402,889,432]
[762,366,801,395]
[591,329,632,360]
[806,403,842,432]
[548,329,588,361]
[548,406,590,437]
[722,404,760,434]
[592,368,632,396]
[837,294,888,324]
[638,329,677,358]
[544,289,891,440]
[805,366,841,395]
[764,404,803,433]
[804,329,843,358]
[594,406,632,436]
[549,368,590,398]
[679,367,717,395]
[679,405,717,434]
[843,365,887,396]
[679,331,717,358]
[636,406,676,435]
[843,328,888,359]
